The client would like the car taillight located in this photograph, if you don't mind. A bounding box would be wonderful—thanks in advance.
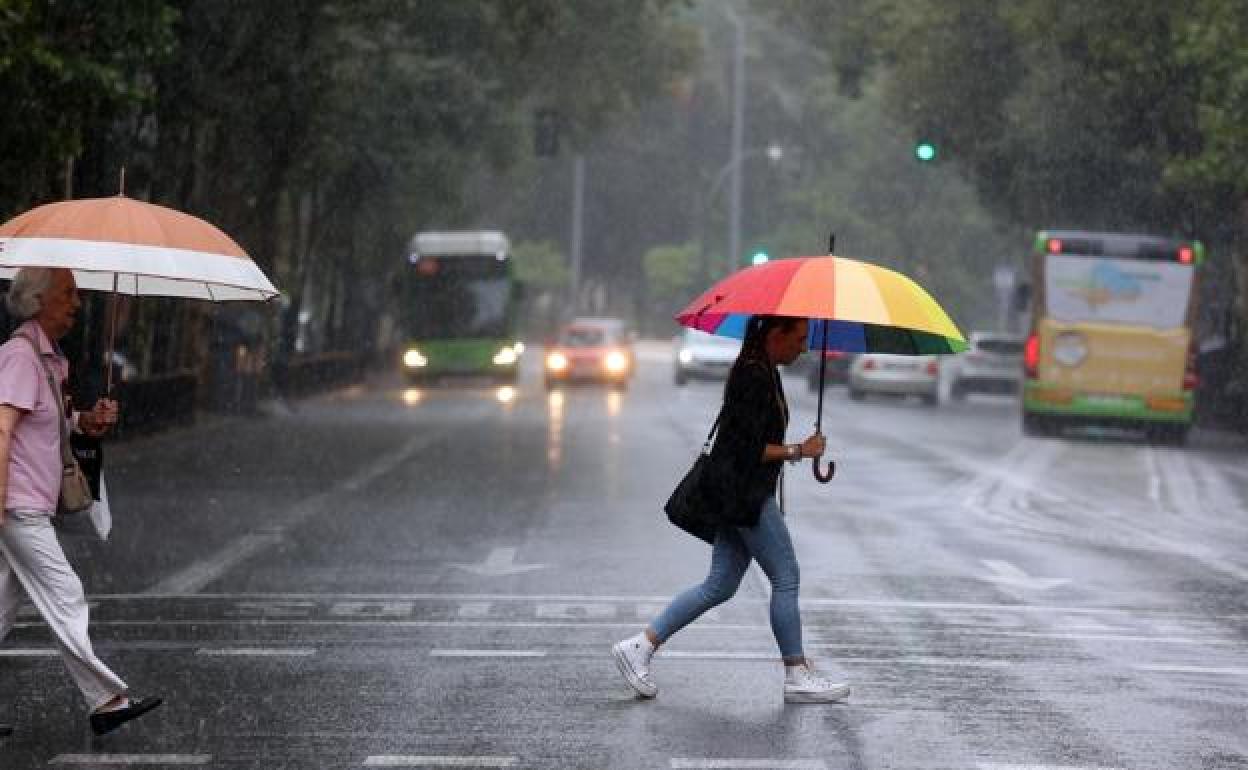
[862,358,877,371]
[926,359,939,376]
[1183,345,1198,390]
[1024,334,1040,378]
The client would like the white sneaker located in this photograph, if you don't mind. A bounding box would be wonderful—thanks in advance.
[784,661,850,703]
[611,634,658,698]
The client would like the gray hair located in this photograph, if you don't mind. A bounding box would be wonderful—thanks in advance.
[5,267,55,320]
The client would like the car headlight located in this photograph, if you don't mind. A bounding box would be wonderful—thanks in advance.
[678,349,693,364]
[513,341,526,355]
[546,352,568,371]
[493,347,518,366]
[403,349,427,368]
[604,351,628,373]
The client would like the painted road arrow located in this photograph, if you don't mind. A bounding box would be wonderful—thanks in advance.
[451,547,547,577]
[981,559,1070,592]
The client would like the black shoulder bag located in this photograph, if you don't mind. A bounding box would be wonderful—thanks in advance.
[663,407,724,544]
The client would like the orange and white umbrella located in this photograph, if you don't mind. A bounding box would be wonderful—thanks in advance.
[0,195,277,301]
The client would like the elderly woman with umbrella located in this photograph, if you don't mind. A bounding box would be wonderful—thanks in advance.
[613,252,965,704]
[0,194,277,736]
[0,266,163,735]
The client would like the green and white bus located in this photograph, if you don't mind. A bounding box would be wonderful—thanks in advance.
[401,231,524,383]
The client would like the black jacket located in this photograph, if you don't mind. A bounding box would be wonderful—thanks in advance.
[707,357,789,528]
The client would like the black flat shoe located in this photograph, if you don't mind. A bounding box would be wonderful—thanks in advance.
[90,696,163,736]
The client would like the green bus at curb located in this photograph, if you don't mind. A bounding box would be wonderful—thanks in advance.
[401,231,524,383]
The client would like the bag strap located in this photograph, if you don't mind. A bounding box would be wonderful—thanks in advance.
[700,406,724,454]
[12,332,74,468]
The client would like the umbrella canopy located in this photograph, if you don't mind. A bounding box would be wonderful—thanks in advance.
[0,196,277,301]
[676,255,966,355]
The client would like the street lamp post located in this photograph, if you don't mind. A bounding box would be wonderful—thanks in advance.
[697,143,784,280]
[726,8,746,272]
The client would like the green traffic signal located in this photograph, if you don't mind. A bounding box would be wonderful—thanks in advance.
[914,140,937,162]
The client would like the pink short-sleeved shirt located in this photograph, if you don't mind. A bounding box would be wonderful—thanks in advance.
[0,320,69,512]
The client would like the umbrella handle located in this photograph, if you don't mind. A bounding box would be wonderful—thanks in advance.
[812,457,835,483]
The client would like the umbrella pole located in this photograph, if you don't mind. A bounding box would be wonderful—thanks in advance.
[812,320,835,483]
[105,274,119,398]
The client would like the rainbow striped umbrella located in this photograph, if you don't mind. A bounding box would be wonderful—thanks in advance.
[677,255,966,483]
[676,255,966,355]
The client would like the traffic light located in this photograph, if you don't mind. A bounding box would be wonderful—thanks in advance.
[914,139,938,162]
[751,250,769,265]
[534,108,560,157]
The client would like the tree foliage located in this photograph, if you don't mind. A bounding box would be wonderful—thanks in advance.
[1,0,695,385]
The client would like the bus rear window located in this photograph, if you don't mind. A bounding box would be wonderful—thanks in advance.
[1044,254,1192,329]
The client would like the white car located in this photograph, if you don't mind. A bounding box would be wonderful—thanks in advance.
[848,353,940,405]
[673,328,741,385]
[949,332,1024,399]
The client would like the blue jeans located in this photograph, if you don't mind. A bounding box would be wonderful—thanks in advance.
[650,497,803,658]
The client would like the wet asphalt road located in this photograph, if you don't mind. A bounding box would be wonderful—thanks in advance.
[2,340,1247,769]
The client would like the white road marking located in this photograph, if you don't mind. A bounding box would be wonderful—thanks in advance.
[450,547,546,577]
[18,620,771,631]
[1143,447,1163,508]
[144,431,458,595]
[846,657,1012,668]
[49,756,211,765]
[971,631,1242,645]
[88,591,1248,620]
[364,757,516,767]
[671,760,826,769]
[143,532,283,596]
[0,648,58,657]
[430,649,546,658]
[981,560,1070,592]
[195,647,315,657]
[976,765,1122,770]
[663,652,777,660]
[1132,664,1248,676]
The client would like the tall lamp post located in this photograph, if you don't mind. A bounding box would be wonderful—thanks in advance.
[725,8,746,271]
[697,143,784,281]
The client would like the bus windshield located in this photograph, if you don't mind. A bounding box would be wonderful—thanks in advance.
[1043,253,1193,330]
[406,254,510,339]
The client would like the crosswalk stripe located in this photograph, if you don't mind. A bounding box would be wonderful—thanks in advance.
[49,756,211,765]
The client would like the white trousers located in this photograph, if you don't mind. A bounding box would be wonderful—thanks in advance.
[0,509,127,711]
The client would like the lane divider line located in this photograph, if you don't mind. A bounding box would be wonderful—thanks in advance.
[49,756,211,766]
[363,757,517,767]
[671,760,827,769]
[429,649,546,658]
[195,648,316,657]
[1132,664,1248,676]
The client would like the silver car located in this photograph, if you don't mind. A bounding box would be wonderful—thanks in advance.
[848,353,941,405]
[673,328,741,385]
[949,331,1024,399]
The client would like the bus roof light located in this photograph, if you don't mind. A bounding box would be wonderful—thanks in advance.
[1178,246,1193,264]
[1046,238,1063,254]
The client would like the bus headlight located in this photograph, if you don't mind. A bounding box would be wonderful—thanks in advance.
[493,347,518,366]
[513,342,526,355]
[605,351,629,373]
[545,352,569,372]
[403,349,428,368]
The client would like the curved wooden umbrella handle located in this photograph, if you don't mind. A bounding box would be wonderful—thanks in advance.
[812,457,835,483]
